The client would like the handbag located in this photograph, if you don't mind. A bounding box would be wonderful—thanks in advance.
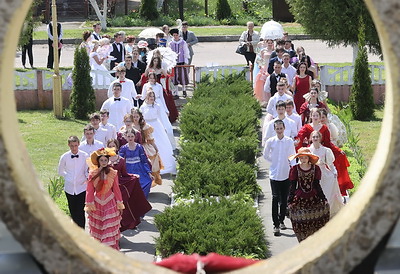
[236,44,247,55]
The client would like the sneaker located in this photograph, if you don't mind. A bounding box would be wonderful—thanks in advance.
[279,223,287,230]
[273,227,280,236]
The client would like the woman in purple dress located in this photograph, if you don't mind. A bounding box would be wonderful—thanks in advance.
[107,139,152,231]
[118,128,154,198]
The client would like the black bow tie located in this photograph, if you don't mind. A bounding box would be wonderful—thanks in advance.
[114,98,121,101]
[71,155,79,159]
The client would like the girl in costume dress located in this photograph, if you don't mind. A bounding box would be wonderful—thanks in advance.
[119,128,154,199]
[89,40,113,86]
[288,147,330,242]
[253,39,274,103]
[299,87,328,125]
[79,30,92,55]
[107,139,152,231]
[295,108,354,196]
[132,108,163,186]
[312,80,348,147]
[140,91,177,175]
[141,82,176,149]
[116,114,142,147]
[141,57,179,123]
[292,62,312,114]
[85,148,125,250]
[309,131,344,217]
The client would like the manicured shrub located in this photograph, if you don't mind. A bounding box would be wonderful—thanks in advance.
[154,196,268,259]
[173,160,259,198]
[70,46,95,119]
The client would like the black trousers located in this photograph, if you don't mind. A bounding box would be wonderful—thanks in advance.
[22,38,33,67]
[65,191,86,228]
[244,52,256,66]
[47,39,62,69]
[270,179,291,227]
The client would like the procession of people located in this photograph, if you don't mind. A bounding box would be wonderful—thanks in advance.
[55,20,356,251]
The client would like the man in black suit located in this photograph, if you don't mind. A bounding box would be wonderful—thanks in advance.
[91,23,102,41]
[124,50,146,107]
[47,21,63,69]
[268,48,285,75]
[110,32,125,70]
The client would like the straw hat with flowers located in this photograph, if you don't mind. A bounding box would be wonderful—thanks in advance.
[289,147,319,165]
[89,147,116,168]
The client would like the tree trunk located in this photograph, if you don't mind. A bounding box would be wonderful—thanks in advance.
[89,0,107,30]
[352,44,359,64]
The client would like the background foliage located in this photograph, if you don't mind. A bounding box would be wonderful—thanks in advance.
[286,0,381,54]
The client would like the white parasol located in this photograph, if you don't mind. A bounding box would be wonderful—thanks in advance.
[138,27,164,39]
[147,47,178,71]
[260,20,284,40]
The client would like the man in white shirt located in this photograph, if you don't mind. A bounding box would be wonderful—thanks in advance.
[108,66,138,107]
[263,120,296,236]
[101,82,132,130]
[57,136,88,228]
[91,23,102,41]
[266,82,295,118]
[99,109,117,140]
[263,100,297,145]
[281,53,297,86]
[79,124,104,155]
[285,99,302,134]
[264,61,288,102]
[81,113,110,146]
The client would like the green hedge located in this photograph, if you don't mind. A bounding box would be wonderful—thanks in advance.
[154,196,267,259]
[155,75,267,259]
[174,75,262,198]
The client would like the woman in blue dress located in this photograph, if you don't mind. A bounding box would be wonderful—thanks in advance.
[119,128,154,198]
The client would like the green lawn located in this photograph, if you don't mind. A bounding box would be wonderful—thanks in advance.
[32,23,305,40]
[18,110,87,184]
[349,107,383,163]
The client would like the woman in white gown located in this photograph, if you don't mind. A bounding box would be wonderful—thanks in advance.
[309,130,344,217]
[140,90,176,174]
[89,40,113,86]
[141,72,176,149]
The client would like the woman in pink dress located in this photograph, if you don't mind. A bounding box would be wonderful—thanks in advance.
[292,62,312,113]
[253,39,274,104]
[85,148,125,250]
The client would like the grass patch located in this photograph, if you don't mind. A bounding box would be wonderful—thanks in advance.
[32,23,305,40]
[18,110,87,183]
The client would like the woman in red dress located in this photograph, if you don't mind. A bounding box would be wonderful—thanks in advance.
[292,62,312,113]
[295,108,354,196]
[299,87,328,125]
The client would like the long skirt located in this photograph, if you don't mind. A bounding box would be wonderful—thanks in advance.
[289,197,330,242]
[118,175,152,231]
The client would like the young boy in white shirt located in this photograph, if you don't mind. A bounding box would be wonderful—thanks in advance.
[79,124,104,155]
[263,100,297,145]
[57,136,89,228]
[99,109,117,139]
[263,120,296,236]
[285,99,302,134]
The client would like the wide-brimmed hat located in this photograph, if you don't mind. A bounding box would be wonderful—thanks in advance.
[137,40,148,49]
[288,147,319,165]
[90,147,116,166]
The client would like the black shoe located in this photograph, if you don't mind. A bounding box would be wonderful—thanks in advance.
[280,223,287,230]
[273,227,280,236]
[183,91,187,98]
[173,95,179,100]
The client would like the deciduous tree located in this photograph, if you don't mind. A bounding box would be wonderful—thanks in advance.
[286,0,380,54]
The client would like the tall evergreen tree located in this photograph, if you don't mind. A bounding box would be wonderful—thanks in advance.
[349,17,375,120]
[216,0,232,20]
[140,0,159,21]
[70,47,96,119]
